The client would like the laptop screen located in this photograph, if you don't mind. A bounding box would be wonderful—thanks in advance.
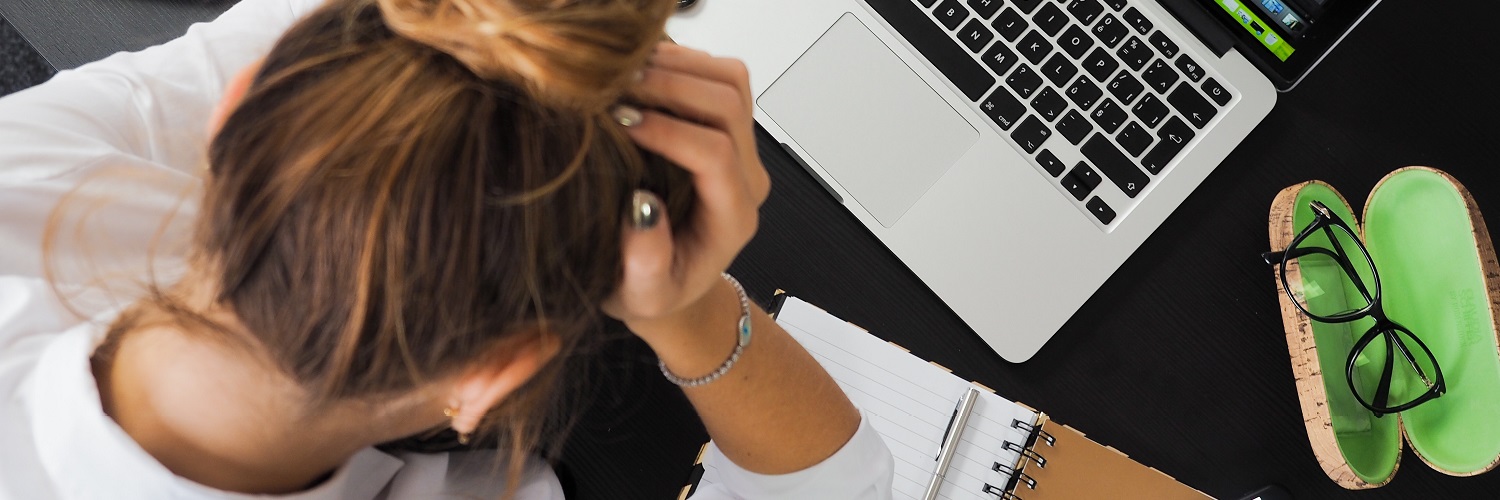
[1200,0,1379,89]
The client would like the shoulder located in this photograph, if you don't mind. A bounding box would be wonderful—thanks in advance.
[381,450,565,500]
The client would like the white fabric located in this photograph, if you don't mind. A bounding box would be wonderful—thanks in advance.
[0,0,893,498]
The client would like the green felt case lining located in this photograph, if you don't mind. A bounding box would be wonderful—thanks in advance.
[1293,169,1500,483]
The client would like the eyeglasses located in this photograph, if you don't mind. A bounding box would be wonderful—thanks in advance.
[1262,200,1445,417]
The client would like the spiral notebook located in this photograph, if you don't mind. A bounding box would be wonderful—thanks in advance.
[680,295,1210,500]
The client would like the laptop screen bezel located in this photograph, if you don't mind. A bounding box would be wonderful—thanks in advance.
[1199,0,1382,90]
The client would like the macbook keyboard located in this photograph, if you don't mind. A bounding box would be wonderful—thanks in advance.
[866,0,1236,228]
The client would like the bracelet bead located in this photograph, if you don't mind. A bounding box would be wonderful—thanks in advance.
[658,273,752,387]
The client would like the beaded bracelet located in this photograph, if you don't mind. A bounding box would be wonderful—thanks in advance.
[659,273,752,387]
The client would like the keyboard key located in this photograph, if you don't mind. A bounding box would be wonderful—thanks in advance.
[1148,32,1178,59]
[1123,7,1152,35]
[1017,31,1054,64]
[1066,0,1105,25]
[1116,121,1152,156]
[1131,93,1169,128]
[1058,25,1095,60]
[1104,0,1128,11]
[1030,86,1068,122]
[918,0,939,6]
[1010,0,1046,14]
[1081,134,1148,197]
[1086,196,1117,224]
[1062,175,1095,201]
[958,19,996,53]
[1032,3,1070,36]
[1093,14,1128,47]
[1140,59,1179,94]
[1168,82,1217,128]
[1090,98,1127,133]
[992,8,1030,41]
[1037,149,1067,176]
[967,0,1005,20]
[867,0,998,101]
[1174,54,1205,82]
[933,0,971,30]
[1070,162,1102,188]
[1062,163,1099,200]
[1006,65,1044,98]
[1041,53,1079,87]
[1056,110,1093,145]
[979,86,1028,130]
[1143,116,1193,173]
[981,42,1019,76]
[1117,36,1152,70]
[1202,77,1232,106]
[1011,115,1052,153]
[1081,47,1119,81]
[1106,70,1144,104]
[1066,76,1103,109]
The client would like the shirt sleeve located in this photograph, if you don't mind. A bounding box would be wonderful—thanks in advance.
[0,0,323,281]
[694,413,895,500]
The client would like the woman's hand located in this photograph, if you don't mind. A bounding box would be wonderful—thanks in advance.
[602,43,770,341]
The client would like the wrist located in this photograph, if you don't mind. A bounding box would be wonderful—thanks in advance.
[628,278,746,382]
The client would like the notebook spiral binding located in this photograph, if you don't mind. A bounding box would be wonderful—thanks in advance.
[1002,441,1048,468]
[991,462,1036,489]
[984,418,1058,499]
[981,482,1023,499]
[1010,419,1056,446]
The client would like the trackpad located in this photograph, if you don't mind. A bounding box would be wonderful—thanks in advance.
[760,13,977,227]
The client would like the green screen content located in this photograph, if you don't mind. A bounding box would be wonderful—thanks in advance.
[1213,0,1296,61]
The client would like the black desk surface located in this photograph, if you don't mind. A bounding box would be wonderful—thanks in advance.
[5,0,1500,498]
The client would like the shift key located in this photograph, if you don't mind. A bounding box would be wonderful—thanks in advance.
[1081,134,1148,198]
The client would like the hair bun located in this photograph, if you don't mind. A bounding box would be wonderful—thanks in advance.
[378,0,674,111]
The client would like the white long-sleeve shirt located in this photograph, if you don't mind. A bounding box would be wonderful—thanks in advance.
[0,0,895,498]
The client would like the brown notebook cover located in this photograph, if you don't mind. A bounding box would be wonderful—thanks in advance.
[1005,414,1210,500]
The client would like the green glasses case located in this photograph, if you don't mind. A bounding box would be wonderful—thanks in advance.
[1267,167,1500,488]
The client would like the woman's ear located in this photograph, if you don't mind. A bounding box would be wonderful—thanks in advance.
[445,331,562,435]
[208,59,264,136]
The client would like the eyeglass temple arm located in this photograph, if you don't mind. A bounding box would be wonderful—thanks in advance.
[1261,246,1327,266]
[1373,334,1397,413]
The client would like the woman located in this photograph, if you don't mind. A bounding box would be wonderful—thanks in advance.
[0,0,893,498]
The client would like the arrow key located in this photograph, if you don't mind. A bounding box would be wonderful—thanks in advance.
[1167,82,1216,129]
[1061,164,1099,201]
[1086,196,1116,224]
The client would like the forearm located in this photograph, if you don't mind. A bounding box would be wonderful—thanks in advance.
[630,280,860,474]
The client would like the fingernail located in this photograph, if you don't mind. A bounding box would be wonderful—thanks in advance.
[631,190,663,230]
[613,105,643,127]
[631,69,645,84]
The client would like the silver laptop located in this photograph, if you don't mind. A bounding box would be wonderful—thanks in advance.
[668,0,1379,361]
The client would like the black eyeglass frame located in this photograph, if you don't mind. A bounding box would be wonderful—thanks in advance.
[1261,200,1446,418]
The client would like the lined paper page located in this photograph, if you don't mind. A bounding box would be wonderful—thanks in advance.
[694,297,1037,499]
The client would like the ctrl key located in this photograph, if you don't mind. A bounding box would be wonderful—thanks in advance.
[1086,196,1116,224]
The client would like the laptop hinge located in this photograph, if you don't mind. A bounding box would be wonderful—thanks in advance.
[1157,0,1237,58]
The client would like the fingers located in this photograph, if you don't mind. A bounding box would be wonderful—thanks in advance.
[608,200,677,318]
[630,68,747,135]
[649,43,753,110]
[623,109,751,227]
[629,45,769,205]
